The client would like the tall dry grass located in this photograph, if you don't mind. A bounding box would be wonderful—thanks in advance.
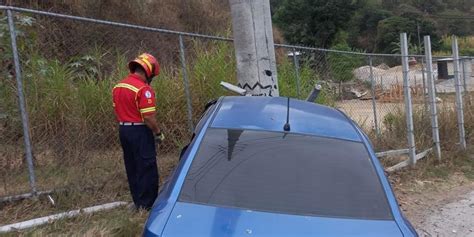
[372,99,474,151]
[3,0,232,67]
[435,35,474,56]
[0,41,329,162]
[441,35,474,49]
[4,0,231,35]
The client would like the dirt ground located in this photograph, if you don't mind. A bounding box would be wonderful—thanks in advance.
[395,173,474,236]
[418,188,474,236]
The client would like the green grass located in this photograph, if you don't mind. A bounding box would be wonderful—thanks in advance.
[3,208,147,237]
[423,161,451,180]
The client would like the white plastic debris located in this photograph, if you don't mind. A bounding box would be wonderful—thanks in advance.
[0,201,127,233]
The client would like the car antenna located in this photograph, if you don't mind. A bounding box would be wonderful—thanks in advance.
[283,97,291,132]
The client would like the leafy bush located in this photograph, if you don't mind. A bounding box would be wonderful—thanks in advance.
[0,13,37,78]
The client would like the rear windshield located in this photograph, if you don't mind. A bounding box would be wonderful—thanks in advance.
[179,128,392,220]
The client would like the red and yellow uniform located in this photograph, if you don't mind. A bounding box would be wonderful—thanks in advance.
[113,74,156,122]
[113,53,161,210]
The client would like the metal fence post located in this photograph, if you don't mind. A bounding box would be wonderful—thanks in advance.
[292,48,301,99]
[420,57,429,111]
[424,36,441,160]
[401,33,417,167]
[452,36,466,150]
[178,34,194,132]
[465,58,472,105]
[368,56,379,136]
[461,58,468,96]
[7,9,37,195]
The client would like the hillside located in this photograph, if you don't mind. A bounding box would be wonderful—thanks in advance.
[6,0,472,55]
[271,0,474,53]
[4,0,232,35]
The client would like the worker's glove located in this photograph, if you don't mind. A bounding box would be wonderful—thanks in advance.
[155,132,165,144]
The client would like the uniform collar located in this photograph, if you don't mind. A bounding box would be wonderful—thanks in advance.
[129,73,146,83]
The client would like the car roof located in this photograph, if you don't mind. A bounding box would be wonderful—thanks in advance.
[210,96,362,142]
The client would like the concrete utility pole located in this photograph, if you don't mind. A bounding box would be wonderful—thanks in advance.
[229,0,279,96]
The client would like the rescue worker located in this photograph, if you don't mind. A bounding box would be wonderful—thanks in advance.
[112,53,164,210]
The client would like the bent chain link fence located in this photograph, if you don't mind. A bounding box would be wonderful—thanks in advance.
[0,7,241,211]
[1,9,31,197]
[0,6,472,217]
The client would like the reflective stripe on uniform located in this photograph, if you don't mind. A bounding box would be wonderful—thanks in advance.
[114,83,139,93]
[140,107,156,114]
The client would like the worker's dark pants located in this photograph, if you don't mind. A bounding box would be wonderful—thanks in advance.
[119,125,158,210]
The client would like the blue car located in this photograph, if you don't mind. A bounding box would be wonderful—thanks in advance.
[144,96,418,237]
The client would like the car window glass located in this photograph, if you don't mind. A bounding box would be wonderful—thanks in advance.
[179,128,393,220]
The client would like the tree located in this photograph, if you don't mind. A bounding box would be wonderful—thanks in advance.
[375,16,416,53]
[382,0,402,9]
[375,15,440,54]
[273,0,360,48]
[270,0,284,14]
[437,9,474,36]
[411,0,446,13]
[397,3,424,19]
[348,6,393,51]
[444,19,473,36]
[444,0,474,12]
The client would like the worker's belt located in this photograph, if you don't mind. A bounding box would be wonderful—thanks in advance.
[119,122,145,126]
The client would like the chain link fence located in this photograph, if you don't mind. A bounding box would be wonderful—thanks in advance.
[274,47,413,151]
[1,6,473,223]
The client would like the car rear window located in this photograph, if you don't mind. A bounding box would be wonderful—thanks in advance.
[179,128,393,220]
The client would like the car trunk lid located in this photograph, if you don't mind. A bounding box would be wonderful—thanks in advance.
[161,202,403,237]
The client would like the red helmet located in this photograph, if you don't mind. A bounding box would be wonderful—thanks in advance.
[128,53,160,78]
